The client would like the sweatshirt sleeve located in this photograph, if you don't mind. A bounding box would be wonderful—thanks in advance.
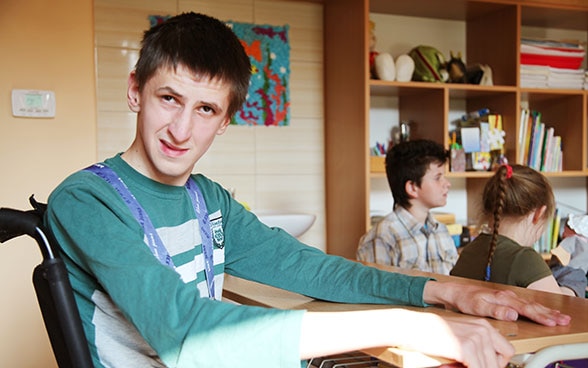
[205,179,431,308]
[46,172,306,368]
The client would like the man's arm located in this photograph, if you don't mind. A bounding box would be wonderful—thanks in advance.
[299,308,514,368]
[297,279,571,368]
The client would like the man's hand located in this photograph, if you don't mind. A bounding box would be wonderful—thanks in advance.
[423,281,571,326]
[301,309,516,368]
[401,313,515,368]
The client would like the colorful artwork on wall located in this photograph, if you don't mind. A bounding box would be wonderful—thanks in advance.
[148,15,171,28]
[227,21,291,126]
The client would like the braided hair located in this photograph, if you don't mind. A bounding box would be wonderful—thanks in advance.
[482,164,555,281]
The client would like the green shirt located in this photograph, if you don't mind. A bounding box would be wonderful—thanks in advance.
[450,233,552,287]
[46,154,431,368]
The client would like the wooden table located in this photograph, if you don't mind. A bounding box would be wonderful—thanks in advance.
[223,263,588,367]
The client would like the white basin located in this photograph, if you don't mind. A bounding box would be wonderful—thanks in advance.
[254,211,316,238]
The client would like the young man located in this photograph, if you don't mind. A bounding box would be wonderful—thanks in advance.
[357,140,458,274]
[45,12,570,368]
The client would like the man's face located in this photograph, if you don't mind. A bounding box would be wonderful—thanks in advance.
[124,64,232,186]
[414,162,451,209]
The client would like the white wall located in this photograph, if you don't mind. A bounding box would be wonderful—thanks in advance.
[0,0,96,366]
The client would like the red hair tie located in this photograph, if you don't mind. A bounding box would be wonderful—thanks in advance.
[503,164,513,179]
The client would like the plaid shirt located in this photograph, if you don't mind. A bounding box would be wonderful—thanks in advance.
[357,206,458,275]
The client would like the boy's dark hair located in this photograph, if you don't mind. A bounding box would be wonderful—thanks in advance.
[385,139,449,209]
[135,12,252,118]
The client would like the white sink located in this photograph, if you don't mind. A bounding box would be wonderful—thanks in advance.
[254,211,316,238]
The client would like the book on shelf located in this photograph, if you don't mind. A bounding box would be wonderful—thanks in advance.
[534,208,561,254]
[551,210,562,250]
[524,110,541,168]
[540,127,555,172]
[551,136,563,172]
[517,108,562,172]
[517,108,529,164]
[530,119,545,171]
[521,110,537,166]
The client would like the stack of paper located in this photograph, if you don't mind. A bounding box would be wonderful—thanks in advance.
[520,65,548,88]
[520,65,584,89]
[521,38,585,69]
[548,67,585,89]
[520,38,586,89]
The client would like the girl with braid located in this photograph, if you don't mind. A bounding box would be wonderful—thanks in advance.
[451,164,576,296]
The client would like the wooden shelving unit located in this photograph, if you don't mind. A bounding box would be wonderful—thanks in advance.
[324,0,588,259]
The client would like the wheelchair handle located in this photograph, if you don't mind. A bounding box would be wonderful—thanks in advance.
[0,207,56,260]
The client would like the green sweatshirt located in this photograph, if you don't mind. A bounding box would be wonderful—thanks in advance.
[46,154,430,368]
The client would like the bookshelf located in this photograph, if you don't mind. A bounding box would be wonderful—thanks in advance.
[324,0,588,259]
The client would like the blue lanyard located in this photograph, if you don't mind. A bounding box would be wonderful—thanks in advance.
[85,163,216,299]
[185,177,215,299]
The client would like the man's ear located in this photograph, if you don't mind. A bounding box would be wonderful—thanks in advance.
[405,180,418,199]
[127,71,141,113]
[216,116,232,135]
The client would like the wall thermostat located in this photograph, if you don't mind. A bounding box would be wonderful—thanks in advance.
[11,89,56,118]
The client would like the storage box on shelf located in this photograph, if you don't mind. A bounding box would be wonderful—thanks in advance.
[370,156,385,174]
[324,0,588,259]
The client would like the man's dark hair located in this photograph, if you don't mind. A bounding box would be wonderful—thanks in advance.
[135,12,251,118]
[385,139,449,209]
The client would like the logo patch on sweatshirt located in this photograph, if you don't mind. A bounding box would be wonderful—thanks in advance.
[209,212,224,249]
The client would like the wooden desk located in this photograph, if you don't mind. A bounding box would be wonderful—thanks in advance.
[223,263,588,367]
